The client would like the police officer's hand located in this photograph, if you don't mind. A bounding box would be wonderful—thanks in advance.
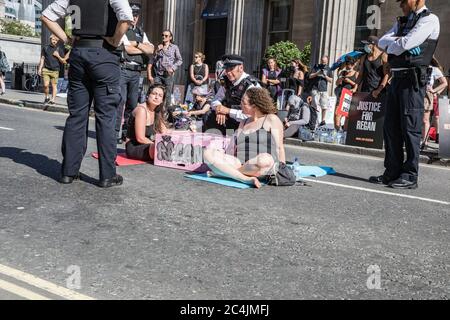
[167,67,174,75]
[285,121,291,128]
[216,105,230,115]
[216,114,227,126]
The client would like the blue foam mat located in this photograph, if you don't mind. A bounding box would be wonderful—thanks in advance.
[185,173,255,189]
[295,166,336,178]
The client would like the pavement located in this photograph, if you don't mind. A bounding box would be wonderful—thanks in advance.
[0,103,449,300]
[0,89,444,166]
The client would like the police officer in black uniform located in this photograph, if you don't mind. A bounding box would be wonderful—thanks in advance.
[370,0,440,189]
[41,0,133,188]
[116,3,154,144]
[205,54,260,136]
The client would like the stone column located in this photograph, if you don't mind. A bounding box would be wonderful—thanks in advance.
[163,0,196,85]
[225,0,245,55]
[0,0,5,19]
[311,0,358,67]
[240,0,265,77]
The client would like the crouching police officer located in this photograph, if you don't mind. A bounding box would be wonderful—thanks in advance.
[41,0,133,188]
[370,0,440,189]
[204,54,260,136]
[116,3,154,144]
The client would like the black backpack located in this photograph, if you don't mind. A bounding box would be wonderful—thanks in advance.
[267,163,296,186]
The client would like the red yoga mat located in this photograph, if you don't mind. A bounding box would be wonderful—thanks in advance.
[91,152,149,166]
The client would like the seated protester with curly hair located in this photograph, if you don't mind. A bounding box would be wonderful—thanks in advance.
[125,85,170,161]
[204,87,286,189]
[283,95,312,138]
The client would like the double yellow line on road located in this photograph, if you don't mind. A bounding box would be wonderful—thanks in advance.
[0,264,95,300]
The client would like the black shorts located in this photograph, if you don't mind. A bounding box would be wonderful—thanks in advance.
[126,141,152,162]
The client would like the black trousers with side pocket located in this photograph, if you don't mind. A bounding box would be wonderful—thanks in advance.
[62,47,121,180]
[383,72,425,183]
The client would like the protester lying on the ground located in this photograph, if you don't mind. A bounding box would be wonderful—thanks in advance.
[125,85,170,161]
[334,56,358,131]
[186,86,211,132]
[204,87,286,189]
[284,95,313,138]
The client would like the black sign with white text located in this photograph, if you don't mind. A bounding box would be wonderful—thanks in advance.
[346,93,386,150]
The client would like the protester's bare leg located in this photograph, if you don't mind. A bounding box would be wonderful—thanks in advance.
[51,80,57,102]
[0,75,5,93]
[44,80,50,100]
[239,153,275,177]
[204,148,261,188]
[149,143,156,160]
[422,111,431,141]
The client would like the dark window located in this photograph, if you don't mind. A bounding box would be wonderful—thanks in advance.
[355,0,377,50]
[267,0,292,46]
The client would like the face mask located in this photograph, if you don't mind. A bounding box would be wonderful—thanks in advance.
[364,44,372,54]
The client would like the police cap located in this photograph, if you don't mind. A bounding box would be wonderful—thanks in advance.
[130,3,141,16]
[222,54,244,68]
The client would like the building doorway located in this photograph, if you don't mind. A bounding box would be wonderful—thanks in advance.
[204,18,227,73]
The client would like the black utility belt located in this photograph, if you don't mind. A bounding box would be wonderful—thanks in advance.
[74,38,117,52]
[391,66,429,88]
[122,63,143,72]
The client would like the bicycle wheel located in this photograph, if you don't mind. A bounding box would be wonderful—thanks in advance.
[24,78,32,91]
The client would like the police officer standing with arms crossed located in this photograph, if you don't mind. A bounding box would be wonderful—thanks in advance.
[41,0,133,188]
[116,3,154,144]
[205,54,260,136]
[370,0,440,189]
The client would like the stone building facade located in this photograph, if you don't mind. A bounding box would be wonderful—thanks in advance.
[36,0,450,85]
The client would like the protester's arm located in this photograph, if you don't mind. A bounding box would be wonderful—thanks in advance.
[356,55,366,87]
[431,76,448,95]
[289,106,310,126]
[53,50,66,64]
[201,64,210,84]
[134,107,153,145]
[372,53,389,98]
[37,55,45,76]
[189,65,196,83]
[269,115,286,164]
[188,103,211,117]
[172,45,183,71]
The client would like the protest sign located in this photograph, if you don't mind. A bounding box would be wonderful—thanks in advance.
[439,97,450,158]
[346,92,386,149]
[336,88,353,117]
[154,132,230,172]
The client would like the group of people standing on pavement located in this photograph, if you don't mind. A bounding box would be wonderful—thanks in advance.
[37,0,444,190]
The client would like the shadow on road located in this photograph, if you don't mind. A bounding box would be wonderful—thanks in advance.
[0,147,61,182]
[333,172,370,183]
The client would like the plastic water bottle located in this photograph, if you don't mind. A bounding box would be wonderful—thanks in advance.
[319,129,328,143]
[292,157,301,178]
[336,130,343,145]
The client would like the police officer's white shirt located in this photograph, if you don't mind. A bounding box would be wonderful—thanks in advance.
[211,72,261,121]
[379,6,440,57]
[42,0,133,22]
[121,32,152,65]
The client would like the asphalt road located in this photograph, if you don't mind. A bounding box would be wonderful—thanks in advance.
[0,104,449,300]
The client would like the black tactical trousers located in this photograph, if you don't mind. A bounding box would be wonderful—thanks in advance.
[383,73,425,183]
[62,47,121,180]
[116,68,141,139]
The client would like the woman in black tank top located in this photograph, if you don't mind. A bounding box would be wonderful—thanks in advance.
[125,85,169,161]
[204,88,286,189]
